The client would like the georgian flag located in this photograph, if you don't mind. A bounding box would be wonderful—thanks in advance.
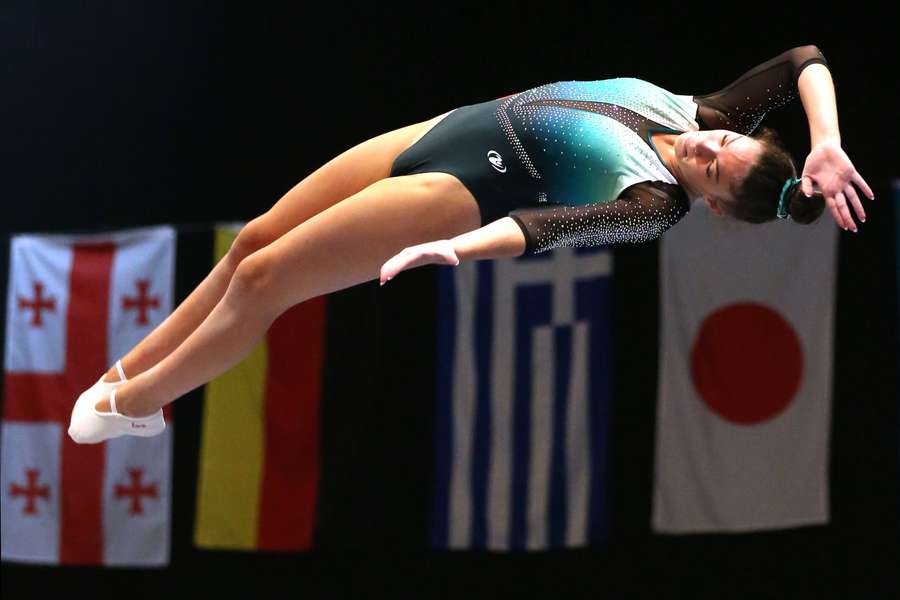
[2,226,175,566]
[652,202,838,533]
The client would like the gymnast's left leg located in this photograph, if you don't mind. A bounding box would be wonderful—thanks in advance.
[69,172,481,443]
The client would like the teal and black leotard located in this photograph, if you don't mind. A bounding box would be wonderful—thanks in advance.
[388,45,829,254]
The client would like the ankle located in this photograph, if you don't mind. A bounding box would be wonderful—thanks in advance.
[101,366,121,383]
[116,387,158,419]
[101,358,131,383]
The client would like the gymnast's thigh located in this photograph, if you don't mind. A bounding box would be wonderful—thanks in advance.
[234,111,458,256]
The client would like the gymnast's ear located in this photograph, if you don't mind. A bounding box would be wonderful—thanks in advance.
[704,194,725,216]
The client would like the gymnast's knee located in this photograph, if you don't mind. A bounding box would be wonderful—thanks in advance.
[223,251,280,303]
[229,217,276,263]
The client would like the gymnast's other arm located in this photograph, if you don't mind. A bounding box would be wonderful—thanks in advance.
[695,44,873,228]
[379,217,526,285]
[795,62,874,228]
[379,184,689,285]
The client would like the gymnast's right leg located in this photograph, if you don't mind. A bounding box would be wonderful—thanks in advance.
[97,113,449,384]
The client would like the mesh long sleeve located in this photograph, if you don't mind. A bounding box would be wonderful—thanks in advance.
[693,45,829,134]
[507,182,690,255]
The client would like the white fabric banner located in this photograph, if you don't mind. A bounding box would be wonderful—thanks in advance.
[652,202,838,533]
[2,226,175,566]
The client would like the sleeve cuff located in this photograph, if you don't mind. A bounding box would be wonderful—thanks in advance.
[507,213,535,256]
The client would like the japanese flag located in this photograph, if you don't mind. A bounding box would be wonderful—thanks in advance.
[652,202,838,533]
[2,226,175,565]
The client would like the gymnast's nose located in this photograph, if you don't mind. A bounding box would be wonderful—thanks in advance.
[694,137,719,159]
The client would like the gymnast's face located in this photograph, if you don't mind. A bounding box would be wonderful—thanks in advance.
[673,130,763,215]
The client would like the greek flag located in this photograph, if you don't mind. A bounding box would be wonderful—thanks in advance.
[431,248,612,551]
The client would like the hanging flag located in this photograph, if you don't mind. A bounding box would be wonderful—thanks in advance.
[431,247,612,550]
[1,226,175,566]
[652,202,838,533]
[193,224,325,551]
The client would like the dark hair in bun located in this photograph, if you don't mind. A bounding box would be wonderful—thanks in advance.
[724,126,825,225]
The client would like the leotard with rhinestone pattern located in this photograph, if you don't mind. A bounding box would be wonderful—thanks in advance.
[505,45,829,254]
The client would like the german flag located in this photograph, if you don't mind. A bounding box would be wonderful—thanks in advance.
[193,225,324,550]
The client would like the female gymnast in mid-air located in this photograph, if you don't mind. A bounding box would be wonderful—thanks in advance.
[70,45,873,443]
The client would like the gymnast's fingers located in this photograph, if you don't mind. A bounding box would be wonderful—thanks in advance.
[825,196,844,229]
[852,171,875,201]
[844,185,865,223]
[835,191,856,231]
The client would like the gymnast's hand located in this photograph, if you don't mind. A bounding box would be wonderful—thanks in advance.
[800,140,875,230]
[380,240,460,286]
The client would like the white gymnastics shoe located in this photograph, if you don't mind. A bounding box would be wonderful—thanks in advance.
[69,362,128,441]
[112,358,128,382]
[68,360,165,444]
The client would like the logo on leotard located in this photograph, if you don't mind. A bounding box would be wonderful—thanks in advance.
[487,150,507,173]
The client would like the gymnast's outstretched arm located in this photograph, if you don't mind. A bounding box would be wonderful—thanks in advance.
[794,62,874,228]
[379,183,690,284]
[379,217,527,284]
[694,45,874,228]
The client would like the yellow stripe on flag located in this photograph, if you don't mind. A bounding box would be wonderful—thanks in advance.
[194,226,269,549]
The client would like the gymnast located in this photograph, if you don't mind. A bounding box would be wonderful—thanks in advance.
[69,45,873,443]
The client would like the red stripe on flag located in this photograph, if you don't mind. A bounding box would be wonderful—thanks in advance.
[3,374,70,421]
[60,243,115,564]
[256,296,325,550]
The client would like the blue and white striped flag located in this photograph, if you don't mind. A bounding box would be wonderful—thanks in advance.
[430,247,613,551]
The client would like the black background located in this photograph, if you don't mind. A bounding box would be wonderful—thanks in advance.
[3,2,898,598]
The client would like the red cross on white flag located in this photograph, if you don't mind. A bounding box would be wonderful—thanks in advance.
[114,468,159,515]
[10,468,51,514]
[17,281,57,326]
[122,280,161,326]
[1,226,176,566]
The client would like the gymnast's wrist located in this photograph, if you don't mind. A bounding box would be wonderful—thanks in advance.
[810,134,841,150]
[450,217,527,261]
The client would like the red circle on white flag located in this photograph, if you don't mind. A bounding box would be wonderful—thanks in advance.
[690,302,803,425]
